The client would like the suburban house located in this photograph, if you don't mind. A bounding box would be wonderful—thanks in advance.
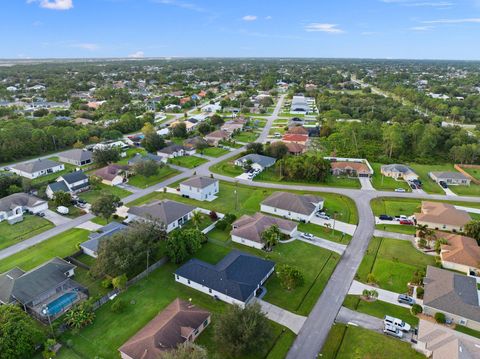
[157,144,195,161]
[429,171,471,186]
[73,117,93,126]
[175,250,275,307]
[127,153,163,166]
[80,222,128,258]
[327,158,373,178]
[436,231,480,276]
[290,95,310,114]
[183,136,207,151]
[380,164,419,181]
[261,192,324,223]
[46,171,90,199]
[415,201,471,232]
[10,158,65,179]
[93,164,129,186]
[0,257,88,321]
[170,120,196,133]
[415,319,480,358]
[0,193,48,224]
[423,266,480,331]
[282,133,309,146]
[285,142,306,155]
[179,176,219,201]
[287,126,309,135]
[204,130,230,146]
[221,119,245,135]
[127,200,196,232]
[231,213,298,249]
[234,154,276,172]
[118,298,211,359]
[58,149,93,167]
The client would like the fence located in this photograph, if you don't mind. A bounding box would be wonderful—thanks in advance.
[454,164,480,185]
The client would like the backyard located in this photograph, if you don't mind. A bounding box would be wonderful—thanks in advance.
[127,166,179,188]
[232,130,260,143]
[356,237,435,293]
[0,215,54,250]
[168,155,208,168]
[79,183,131,203]
[199,146,230,157]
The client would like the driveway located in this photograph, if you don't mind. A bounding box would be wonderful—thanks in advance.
[76,221,103,232]
[310,216,357,236]
[336,306,384,332]
[359,177,375,191]
[438,183,457,196]
[43,209,72,226]
[348,280,417,308]
[118,182,142,193]
[257,299,306,334]
[373,229,414,241]
[235,173,251,181]
[297,236,346,255]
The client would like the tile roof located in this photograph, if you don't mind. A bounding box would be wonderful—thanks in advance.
[285,142,306,154]
[416,201,471,228]
[287,126,309,135]
[438,231,480,268]
[330,161,371,174]
[261,192,323,215]
[282,134,309,142]
[231,212,297,244]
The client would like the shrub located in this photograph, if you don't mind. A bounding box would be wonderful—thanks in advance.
[366,273,377,284]
[435,312,446,324]
[223,213,237,224]
[112,274,128,290]
[416,287,424,299]
[111,299,125,313]
[215,219,228,231]
[101,278,112,289]
[411,304,423,315]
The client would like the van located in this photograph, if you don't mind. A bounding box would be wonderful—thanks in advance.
[383,323,403,338]
[384,315,411,332]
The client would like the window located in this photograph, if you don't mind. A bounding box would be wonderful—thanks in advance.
[176,275,179,280]
[194,329,199,335]
[209,289,212,293]
[188,280,190,284]
[203,319,209,327]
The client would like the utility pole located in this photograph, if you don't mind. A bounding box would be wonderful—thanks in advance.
[146,249,150,277]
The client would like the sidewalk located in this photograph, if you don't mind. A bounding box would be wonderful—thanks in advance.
[297,236,346,255]
[348,280,422,308]
[373,229,414,241]
[257,299,306,334]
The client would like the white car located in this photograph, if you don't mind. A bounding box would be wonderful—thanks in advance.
[56,206,69,215]
[316,212,330,220]
[394,188,406,192]
[383,323,403,338]
[384,315,411,332]
[301,232,314,240]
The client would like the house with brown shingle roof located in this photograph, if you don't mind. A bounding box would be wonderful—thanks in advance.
[436,231,480,275]
[261,192,324,223]
[423,266,480,331]
[231,212,298,249]
[204,130,230,146]
[287,126,309,135]
[329,160,373,178]
[285,142,306,155]
[92,164,129,186]
[118,299,210,359]
[415,201,472,232]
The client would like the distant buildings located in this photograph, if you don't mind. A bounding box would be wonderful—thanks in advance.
[380,164,418,181]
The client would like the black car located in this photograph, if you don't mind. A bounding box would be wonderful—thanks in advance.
[379,214,393,221]
[410,184,417,189]
[397,294,415,306]
[439,181,448,189]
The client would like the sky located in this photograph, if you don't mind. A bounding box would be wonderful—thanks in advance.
[1,0,480,60]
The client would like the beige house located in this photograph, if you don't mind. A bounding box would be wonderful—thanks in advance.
[437,231,480,275]
[204,130,230,146]
[423,266,480,331]
[380,164,418,181]
[415,201,472,232]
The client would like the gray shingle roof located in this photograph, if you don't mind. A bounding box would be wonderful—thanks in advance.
[0,268,25,304]
[158,144,184,155]
[175,250,274,302]
[430,171,469,180]
[261,192,323,215]
[381,164,416,175]
[423,266,480,322]
[128,153,163,165]
[128,200,196,225]
[231,213,297,244]
[180,176,218,189]
[236,154,276,168]
[59,149,93,162]
[12,158,61,174]
[81,222,128,253]
[0,193,46,212]
[61,171,88,184]
[47,181,69,194]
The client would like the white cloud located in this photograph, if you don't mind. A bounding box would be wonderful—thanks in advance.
[265,15,272,20]
[128,51,145,58]
[410,25,434,30]
[70,43,99,51]
[304,23,344,33]
[27,0,73,10]
[242,15,257,21]
[422,18,480,24]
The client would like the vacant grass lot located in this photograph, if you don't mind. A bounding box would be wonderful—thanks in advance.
[370,163,411,192]
[79,183,131,203]
[199,146,230,157]
[0,228,90,273]
[233,130,260,143]
[0,215,54,250]
[356,237,435,293]
[320,323,424,359]
[343,295,418,325]
[168,155,208,168]
[127,166,179,188]
[130,181,358,224]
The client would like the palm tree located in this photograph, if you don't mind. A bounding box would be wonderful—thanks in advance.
[191,210,203,230]
[261,224,282,251]
[416,224,429,239]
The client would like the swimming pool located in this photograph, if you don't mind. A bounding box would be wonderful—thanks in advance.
[45,292,78,316]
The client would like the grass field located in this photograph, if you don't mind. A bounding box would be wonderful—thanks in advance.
[79,183,131,203]
[127,166,179,188]
[0,215,54,250]
[371,163,411,192]
[455,324,480,339]
[0,228,90,273]
[209,155,246,177]
[375,223,417,235]
[298,222,352,244]
[168,155,208,168]
[232,130,260,143]
[407,163,454,194]
[200,146,230,157]
[320,323,424,359]
[343,295,419,325]
[356,237,435,293]
[129,181,359,224]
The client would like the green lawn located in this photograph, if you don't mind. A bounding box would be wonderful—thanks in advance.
[408,163,455,194]
[128,166,179,188]
[462,166,480,181]
[320,323,425,359]
[58,257,295,359]
[455,324,480,339]
[200,146,230,157]
[115,148,147,165]
[449,183,480,196]
[356,237,435,293]
[0,215,54,250]
[79,183,131,203]
[371,163,411,192]
[129,180,358,224]
[0,228,90,273]
[178,212,214,231]
[168,155,208,168]
[343,295,418,325]
[375,223,417,235]
[209,156,245,177]
[232,131,260,143]
[298,222,352,244]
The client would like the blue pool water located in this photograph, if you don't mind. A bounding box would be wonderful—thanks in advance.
[46,292,78,316]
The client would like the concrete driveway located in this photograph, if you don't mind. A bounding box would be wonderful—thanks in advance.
[297,236,346,255]
[373,229,414,241]
[310,216,357,236]
[257,299,306,334]
[441,185,457,196]
[43,209,72,226]
[455,205,480,214]
[348,280,417,309]
[336,306,384,332]
[359,177,375,191]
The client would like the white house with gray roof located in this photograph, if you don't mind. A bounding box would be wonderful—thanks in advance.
[261,192,324,223]
[429,171,471,186]
[0,193,48,224]
[10,158,64,179]
[127,200,196,232]
[46,171,89,199]
[234,154,276,172]
[179,176,219,201]
[80,222,128,258]
[58,149,93,167]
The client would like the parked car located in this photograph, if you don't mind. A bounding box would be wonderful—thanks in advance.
[56,206,69,215]
[379,214,394,221]
[410,184,417,189]
[395,188,406,192]
[36,212,45,217]
[383,323,404,338]
[400,219,414,225]
[384,315,411,332]
[439,181,448,189]
[301,232,314,240]
[397,294,415,306]
[316,212,330,220]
